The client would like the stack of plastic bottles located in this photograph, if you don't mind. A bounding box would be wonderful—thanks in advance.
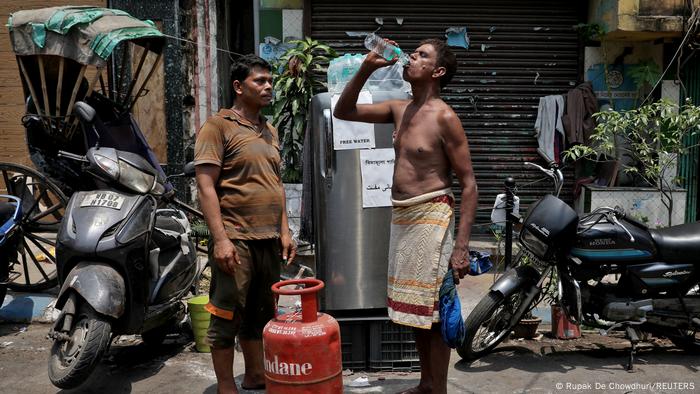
[327,53,363,94]
[327,53,409,95]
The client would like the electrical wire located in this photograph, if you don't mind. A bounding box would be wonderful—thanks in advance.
[160,32,246,59]
[164,8,699,105]
[640,7,700,106]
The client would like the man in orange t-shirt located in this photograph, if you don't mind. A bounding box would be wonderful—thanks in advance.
[195,54,296,393]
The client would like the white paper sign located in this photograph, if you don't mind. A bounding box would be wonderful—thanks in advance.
[360,149,395,208]
[330,92,375,150]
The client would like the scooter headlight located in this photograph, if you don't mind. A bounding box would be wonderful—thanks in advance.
[118,159,155,194]
[93,154,119,179]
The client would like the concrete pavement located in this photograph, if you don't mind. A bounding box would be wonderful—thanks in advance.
[4,267,698,393]
[1,322,698,393]
[13,242,690,393]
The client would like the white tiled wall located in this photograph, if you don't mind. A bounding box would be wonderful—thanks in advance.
[282,9,303,41]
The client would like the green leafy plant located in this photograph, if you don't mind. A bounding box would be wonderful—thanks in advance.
[574,22,605,43]
[272,38,337,183]
[628,59,661,105]
[565,99,700,226]
[190,220,210,247]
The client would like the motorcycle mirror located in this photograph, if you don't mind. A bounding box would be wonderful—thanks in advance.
[166,161,197,181]
[183,162,196,177]
[74,101,96,124]
[74,101,101,147]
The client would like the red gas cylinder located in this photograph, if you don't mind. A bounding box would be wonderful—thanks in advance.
[263,278,342,393]
[551,304,581,339]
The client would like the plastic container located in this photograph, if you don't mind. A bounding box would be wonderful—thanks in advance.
[187,295,211,353]
[327,53,409,95]
[338,320,368,371]
[368,319,420,372]
[327,53,365,94]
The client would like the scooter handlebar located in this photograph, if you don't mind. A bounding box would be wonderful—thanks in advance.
[523,161,545,171]
[57,150,87,163]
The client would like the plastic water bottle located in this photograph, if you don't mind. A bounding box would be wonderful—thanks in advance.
[364,33,409,66]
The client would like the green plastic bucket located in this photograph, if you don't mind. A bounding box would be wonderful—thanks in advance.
[187,295,211,353]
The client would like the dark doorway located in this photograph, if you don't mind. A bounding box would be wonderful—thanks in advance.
[217,0,255,109]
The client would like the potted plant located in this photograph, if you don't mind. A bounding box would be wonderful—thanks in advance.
[271,38,337,242]
[565,98,700,227]
[272,37,337,183]
[512,311,542,339]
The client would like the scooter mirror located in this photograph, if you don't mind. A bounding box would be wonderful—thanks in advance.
[74,101,96,124]
[74,101,101,146]
[166,161,197,181]
[183,162,196,177]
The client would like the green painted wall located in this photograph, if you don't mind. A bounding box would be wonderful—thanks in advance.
[261,0,303,9]
[260,9,283,40]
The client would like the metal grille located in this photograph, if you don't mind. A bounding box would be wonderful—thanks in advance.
[308,0,582,231]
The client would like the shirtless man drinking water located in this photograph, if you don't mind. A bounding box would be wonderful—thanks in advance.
[334,38,477,394]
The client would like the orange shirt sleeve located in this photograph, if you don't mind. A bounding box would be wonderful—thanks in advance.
[194,117,225,166]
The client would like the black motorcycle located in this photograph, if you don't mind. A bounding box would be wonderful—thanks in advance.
[47,102,205,389]
[459,162,700,370]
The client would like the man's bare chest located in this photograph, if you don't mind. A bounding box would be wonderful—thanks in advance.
[394,120,443,158]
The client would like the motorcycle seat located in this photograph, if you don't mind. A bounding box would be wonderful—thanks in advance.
[649,221,700,264]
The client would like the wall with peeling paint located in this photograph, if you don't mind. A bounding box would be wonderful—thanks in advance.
[190,0,219,132]
[584,1,699,211]
[584,42,663,72]
[583,41,664,112]
[110,0,254,202]
[589,0,698,40]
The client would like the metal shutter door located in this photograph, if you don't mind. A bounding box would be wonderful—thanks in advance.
[309,0,581,230]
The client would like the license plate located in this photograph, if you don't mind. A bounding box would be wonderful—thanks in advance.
[80,192,125,210]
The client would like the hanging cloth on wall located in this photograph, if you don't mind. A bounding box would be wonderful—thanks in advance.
[534,94,565,163]
[562,81,598,146]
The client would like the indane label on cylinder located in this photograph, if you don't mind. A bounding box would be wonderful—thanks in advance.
[264,355,312,376]
[301,325,326,337]
[267,324,297,336]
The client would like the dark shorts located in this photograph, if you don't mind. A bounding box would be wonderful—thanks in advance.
[205,238,280,348]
